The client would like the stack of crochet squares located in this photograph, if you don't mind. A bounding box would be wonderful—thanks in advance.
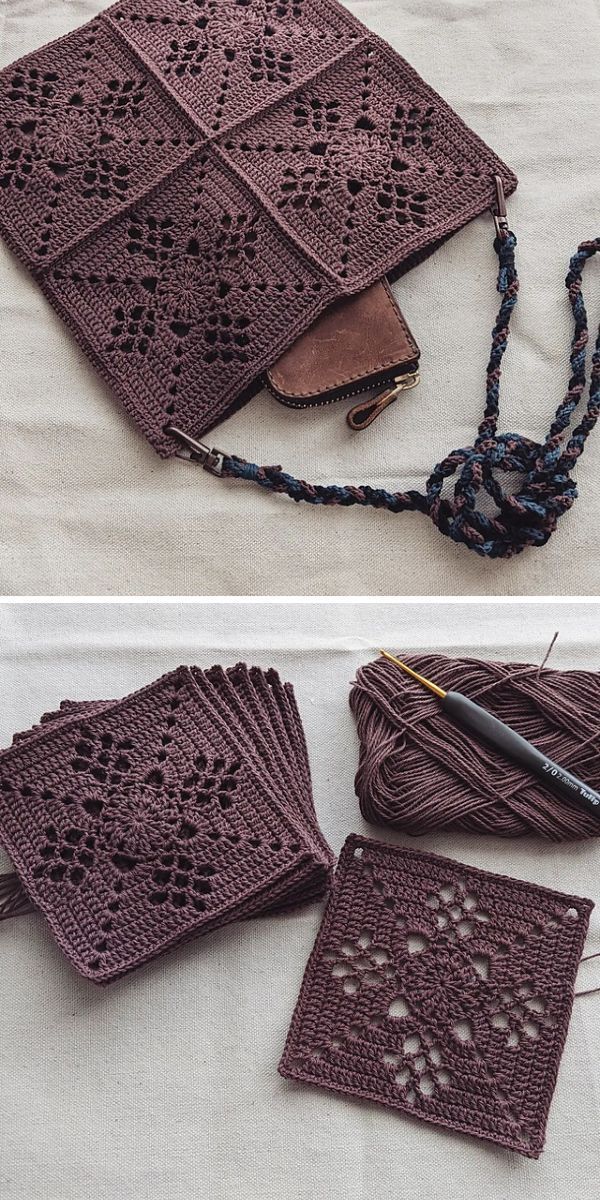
[0,664,333,983]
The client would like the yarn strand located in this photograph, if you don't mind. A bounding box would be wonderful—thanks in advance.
[219,227,600,559]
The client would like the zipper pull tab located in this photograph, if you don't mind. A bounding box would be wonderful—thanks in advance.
[346,371,420,432]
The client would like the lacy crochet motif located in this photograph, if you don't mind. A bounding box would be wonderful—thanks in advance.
[0,0,516,454]
[0,666,333,982]
[279,835,593,1157]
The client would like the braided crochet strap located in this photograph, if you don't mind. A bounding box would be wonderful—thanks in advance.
[198,225,600,559]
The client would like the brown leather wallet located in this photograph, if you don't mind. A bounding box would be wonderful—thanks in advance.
[265,279,420,430]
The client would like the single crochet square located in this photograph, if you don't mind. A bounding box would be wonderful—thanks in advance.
[0,667,330,983]
[0,0,516,453]
[279,834,593,1157]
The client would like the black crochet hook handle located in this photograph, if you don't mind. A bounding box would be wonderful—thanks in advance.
[443,691,600,817]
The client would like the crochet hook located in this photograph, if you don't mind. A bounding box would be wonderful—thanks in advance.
[378,650,600,817]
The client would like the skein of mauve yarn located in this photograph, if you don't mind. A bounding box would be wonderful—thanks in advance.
[350,653,600,840]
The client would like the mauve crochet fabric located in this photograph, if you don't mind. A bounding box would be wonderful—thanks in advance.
[0,0,516,455]
[0,665,334,983]
[279,834,593,1157]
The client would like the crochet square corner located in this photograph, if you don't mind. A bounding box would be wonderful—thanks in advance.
[279,835,593,1157]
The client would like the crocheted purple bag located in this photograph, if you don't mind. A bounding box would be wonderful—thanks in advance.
[0,665,334,983]
[2,0,597,558]
[0,0,515,453]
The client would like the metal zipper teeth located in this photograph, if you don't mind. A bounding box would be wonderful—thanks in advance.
[266,373,401,411]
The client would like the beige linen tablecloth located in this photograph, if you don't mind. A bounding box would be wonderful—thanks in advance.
[0,600,598,1198]
[0,0,599,595]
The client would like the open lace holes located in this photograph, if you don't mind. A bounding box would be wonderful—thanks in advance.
[452,1019,473,1043]
[525,996,545,1014]
[407,932,428,955]
[371,947,389,965]
[457,919,474,938]
[403,1034,421,1055]
[309,1045,326,1060]
[517,981,534,999]
[472,953,490,981]
[491,1012,509,1030]
[383,1050,400,1066]
[418,1072,434,1096]
[388,997,410,1020]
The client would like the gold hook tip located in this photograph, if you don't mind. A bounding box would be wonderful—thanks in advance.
[377,650,447,699]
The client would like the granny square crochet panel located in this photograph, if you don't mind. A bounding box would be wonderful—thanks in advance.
[0,666,333,983]
[0,0,516,454]
[279,835,593,1157]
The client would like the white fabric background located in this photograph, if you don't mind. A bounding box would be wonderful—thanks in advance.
[1,0,599,596]
[0,599,598,1199]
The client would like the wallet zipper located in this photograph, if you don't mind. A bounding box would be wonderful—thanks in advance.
[266,362,419,409]
[266,363,420,429]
